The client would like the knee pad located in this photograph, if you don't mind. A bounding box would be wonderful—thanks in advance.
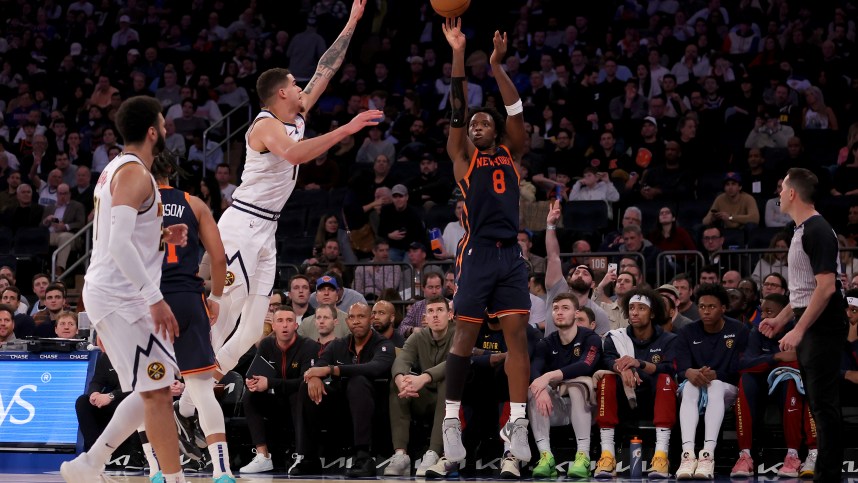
[185,374,226,436]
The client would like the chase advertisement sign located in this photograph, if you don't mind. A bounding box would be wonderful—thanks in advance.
[0,352,93,447]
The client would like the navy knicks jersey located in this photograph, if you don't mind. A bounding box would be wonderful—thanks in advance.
[457,145,521,247]
[159,186,203,294]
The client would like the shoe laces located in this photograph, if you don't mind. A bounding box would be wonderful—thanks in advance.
[651,454,668,466]
[805,451,817,463]
[597,454,614,466]
[575,452,589,464]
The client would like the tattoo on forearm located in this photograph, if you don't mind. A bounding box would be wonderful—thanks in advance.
[304,27,354,95]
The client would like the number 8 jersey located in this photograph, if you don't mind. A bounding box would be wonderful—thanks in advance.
[456,145,521,246]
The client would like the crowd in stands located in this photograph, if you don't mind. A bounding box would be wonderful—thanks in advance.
[2,0,858,479]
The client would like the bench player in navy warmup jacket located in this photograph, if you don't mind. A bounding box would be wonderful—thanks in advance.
[674,283,749,480]
[731,293,817,478]
[594,287,677,479]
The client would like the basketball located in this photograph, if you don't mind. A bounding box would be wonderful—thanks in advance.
[431,0,470,18]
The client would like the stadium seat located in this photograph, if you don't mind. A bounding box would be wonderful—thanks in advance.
[215,370,246,417]
[278,236,315,265]
[677,199,711,230]
[277,207,307,237]
[749,226,784,249]
[0,226,13,253]
[424,203,456,231]
[13,227,50,257]
[563,200,609,235]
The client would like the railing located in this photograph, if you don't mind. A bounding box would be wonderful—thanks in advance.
[52,221,94,282]
[558,251,647,284]
[656,250,706,286]
[202,100,254,177]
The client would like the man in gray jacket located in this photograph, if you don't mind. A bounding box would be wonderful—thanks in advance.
[383,296,454,477]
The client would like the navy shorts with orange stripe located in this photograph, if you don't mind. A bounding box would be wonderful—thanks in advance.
[453,243,531,323]
[164,291,216,374]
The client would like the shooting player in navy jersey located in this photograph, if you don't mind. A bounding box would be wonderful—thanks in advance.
[593,287,677,479]
[440,17,534,470]
[153,154,233,483]
[731,293,817,479]
[675,283,749,480]
[528,293,602,479]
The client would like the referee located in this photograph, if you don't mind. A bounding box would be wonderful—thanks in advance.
[761,168,847,482]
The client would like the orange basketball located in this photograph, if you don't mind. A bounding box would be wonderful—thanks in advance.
[431,0,470,18]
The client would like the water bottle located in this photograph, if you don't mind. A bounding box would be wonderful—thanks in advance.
[429,228,443,256]
[630,437,643,478]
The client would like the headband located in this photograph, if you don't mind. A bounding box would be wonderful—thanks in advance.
[848,297,858,307]
[629,294,651,308]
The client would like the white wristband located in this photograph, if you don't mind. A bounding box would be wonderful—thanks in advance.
[546,225,556,231]
[505,99,523,116]
[208,294,221,303]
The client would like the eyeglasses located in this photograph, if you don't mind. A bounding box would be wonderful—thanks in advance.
[698,304,720,312]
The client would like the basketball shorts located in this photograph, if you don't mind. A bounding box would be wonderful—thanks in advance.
[164,291,216,375]
[92,309,178,393]
[453,242,531,323]
[218,207,278,297]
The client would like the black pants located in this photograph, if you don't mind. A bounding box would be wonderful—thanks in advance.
[796,327,845,482]
[74,394,121,450]
[296,375,375,457]
[242,389,300,449]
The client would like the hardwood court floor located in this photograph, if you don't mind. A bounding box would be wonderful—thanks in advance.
[0,475,814,483]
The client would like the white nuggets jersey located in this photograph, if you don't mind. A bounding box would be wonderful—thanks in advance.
[84,154,164,320]
[231,110,305,212]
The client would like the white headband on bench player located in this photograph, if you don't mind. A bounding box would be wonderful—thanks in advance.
[629,294,651,308]
[848,297,858,307]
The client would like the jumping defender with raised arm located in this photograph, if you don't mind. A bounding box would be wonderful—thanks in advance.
[440,18,533,473]
[202,0,381,390]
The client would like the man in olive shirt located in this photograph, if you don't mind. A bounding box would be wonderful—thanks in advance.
[384,297,454,477]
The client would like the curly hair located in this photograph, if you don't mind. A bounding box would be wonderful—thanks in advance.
[621,287,669,326]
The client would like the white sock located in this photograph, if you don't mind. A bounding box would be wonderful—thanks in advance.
[209,442,231,477]
[509,402,526,421]
[600,428,615,456]
[568,388,592,455]
[141,442,160,476]
[576,435,591,455]
[679,383,701,454]
[655,428,671,453]
[808,448,818,456]
[536,438,551,453]
[740,449,751,457]
[444,400,461,420]
[395,449,406,455]
[163,471,185,483]
[178,391,196,418]
[702,381,729,455]
[787,448,798,456]
[89,393,145,465]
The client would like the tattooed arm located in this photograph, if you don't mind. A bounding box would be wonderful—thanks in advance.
[301,0,366,111]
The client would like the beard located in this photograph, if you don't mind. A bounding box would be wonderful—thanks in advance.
[569,278,591,293]
[152,131,166,157]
